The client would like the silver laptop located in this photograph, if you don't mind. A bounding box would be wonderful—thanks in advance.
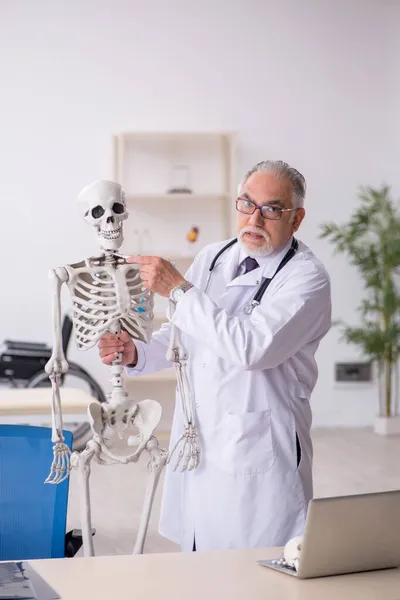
[258,490,400,579]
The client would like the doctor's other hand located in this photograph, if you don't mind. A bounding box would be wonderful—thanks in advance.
[98,331,137,366]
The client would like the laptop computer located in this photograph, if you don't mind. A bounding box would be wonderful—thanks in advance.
[258,489,400,579]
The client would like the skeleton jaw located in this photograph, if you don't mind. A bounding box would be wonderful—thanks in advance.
[97,225,123,250]
[100,225,122,240]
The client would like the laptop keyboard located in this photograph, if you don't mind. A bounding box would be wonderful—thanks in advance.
[271,558,298,572]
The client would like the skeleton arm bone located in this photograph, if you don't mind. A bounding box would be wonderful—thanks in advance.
[126,260,197,376]
[43,267,72,481]
[45,267,70,376]
[44,267,69,445]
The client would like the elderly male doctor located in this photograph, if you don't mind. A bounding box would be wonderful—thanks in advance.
[98,160,331,552]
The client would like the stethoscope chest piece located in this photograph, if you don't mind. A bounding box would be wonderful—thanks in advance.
[243,300,260,315]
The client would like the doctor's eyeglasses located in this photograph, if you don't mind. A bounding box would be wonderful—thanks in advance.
[236,198,296,220]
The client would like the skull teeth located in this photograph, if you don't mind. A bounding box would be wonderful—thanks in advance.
[100,228,122,240]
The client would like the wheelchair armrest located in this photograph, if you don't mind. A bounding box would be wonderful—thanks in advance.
[65,528,96,558]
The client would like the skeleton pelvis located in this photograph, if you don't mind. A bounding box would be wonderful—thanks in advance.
[87,398,162,460]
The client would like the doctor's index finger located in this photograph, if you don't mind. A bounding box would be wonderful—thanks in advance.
[127,255,160,265]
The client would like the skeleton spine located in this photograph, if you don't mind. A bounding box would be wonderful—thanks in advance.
[104,249,126,404]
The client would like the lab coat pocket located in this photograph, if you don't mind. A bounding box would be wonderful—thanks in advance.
[213,409,276,475]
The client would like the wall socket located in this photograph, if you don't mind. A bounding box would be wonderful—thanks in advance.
[335,362,372,382]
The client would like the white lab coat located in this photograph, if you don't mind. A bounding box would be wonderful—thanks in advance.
[127,236,331,552]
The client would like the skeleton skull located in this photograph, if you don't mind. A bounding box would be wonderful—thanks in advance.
[283,535,303,571]
[78,180,128,251]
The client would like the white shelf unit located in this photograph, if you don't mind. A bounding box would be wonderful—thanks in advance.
[113,131,237,259]
[126,192,231,202]
[112,131,237,390]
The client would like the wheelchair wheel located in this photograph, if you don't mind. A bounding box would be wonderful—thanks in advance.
[25,363,107,452]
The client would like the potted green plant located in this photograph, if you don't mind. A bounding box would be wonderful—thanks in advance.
[320,185,400,435]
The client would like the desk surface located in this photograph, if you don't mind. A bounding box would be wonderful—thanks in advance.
[30,547,400,600]
[0,387,93,415]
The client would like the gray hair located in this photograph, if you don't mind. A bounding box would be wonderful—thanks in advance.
[239,160,306,210]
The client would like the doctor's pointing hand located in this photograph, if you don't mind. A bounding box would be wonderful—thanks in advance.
[126,255,186,297]
[98,160,332,553]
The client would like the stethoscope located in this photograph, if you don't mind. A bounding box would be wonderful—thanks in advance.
[205,236,299,315]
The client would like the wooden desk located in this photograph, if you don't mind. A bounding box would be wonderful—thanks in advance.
[30,547,400,600]
[0,387,93,417]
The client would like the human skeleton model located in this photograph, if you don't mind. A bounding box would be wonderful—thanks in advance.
[44,179,199,557]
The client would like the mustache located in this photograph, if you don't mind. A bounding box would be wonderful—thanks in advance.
[239,226,269,241]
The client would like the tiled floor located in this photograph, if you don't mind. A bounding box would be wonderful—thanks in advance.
[66,428,400,556]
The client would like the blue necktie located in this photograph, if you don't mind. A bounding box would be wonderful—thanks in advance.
[244,257,259,273]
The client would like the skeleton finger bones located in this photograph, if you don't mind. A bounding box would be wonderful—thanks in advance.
[45,442,72,484]
[168,424,200,472]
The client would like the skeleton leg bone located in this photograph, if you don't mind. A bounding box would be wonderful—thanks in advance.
[70,439,101,557]
[133,437,168,555]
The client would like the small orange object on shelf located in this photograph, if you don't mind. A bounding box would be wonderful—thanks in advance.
[186,226,199,243]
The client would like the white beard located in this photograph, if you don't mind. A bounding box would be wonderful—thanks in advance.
[238,226,273,257]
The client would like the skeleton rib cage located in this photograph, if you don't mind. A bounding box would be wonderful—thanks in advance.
[64,258,154,350]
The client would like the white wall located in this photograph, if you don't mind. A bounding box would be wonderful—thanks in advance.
[0,0,396,427]
[387,0,400,190]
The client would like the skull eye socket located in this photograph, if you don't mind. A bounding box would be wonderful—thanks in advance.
[112,202,125,214]
[92,205,105,219]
